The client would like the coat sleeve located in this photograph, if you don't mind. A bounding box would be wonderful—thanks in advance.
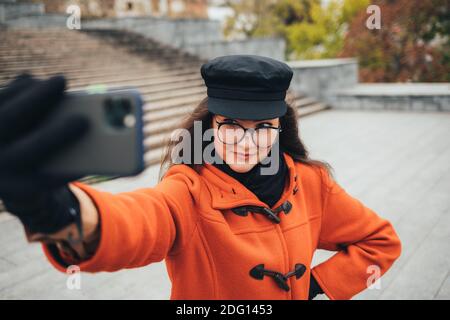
[311,167,402,300]
[42,167,201,273]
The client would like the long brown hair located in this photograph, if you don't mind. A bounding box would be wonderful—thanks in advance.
[158,96,334,182]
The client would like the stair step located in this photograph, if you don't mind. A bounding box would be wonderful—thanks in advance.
[0,57,199,73]
[70,72,200,89]
[297,102,330,117]
[144,104,195,123]
[143,93,206,111]
[143,86,205,103]
[1,65,200,84]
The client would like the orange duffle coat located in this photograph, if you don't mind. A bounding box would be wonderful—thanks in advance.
[43,152,401,299]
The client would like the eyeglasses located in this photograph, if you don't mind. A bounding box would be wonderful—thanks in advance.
[215,120,282,149]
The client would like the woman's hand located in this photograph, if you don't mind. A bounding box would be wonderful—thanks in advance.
[25,184,101,262]
[0,74,99,260]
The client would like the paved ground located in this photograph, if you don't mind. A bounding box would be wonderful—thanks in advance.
[1,109,449,299]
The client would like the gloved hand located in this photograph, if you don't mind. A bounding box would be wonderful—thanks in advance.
[0,74,90,235]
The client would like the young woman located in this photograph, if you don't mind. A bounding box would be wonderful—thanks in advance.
[0,55,401,300]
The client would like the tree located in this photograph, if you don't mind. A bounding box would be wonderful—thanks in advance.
[279,0,369,59]
[340,0,450,82]
[223,0,369,59]
[223,0,282,39]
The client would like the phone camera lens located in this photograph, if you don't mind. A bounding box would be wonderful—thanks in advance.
[104,98,134,129]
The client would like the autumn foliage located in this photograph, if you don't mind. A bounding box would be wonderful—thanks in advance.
[340,0,450,82]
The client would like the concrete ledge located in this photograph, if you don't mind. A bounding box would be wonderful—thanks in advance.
[328,84,450,111]
[288,58,359,101]
[333,83,450,96]
[289,58,357,68]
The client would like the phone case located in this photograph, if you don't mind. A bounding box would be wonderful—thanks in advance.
[40,87,145,177]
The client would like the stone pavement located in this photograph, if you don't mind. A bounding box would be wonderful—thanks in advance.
[1,109,449,299]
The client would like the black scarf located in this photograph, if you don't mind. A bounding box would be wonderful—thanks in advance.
[212,146,288,208]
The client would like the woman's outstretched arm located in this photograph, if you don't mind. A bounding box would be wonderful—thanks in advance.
[35,166,202,273]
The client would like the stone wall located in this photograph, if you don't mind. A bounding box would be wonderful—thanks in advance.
[122,17,224,47]
[82,17,286,61]
[0,1,44,23]
[288,58,359,101]
[29,0,118,18]
[3,13,67,27]
[183,37,286,61]
[287,59,450,112]
[169,0,208,19]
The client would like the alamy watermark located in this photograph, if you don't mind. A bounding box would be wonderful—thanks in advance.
[66,5,81,30]
[366,5,381,30]
[169,121,281,175]
[366,265,381,290]
[66,265,81,290]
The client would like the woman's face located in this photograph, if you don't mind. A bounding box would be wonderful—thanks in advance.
[212,114,280,173]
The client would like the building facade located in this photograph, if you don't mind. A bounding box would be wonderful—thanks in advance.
[27,0,208,18]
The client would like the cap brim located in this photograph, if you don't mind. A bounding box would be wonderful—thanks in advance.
[207,97,287,120]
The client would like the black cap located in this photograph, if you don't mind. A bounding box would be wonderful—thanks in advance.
[201,55,293,120]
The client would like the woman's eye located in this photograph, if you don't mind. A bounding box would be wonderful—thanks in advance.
[223,120,238,125]
[257,123,273,128]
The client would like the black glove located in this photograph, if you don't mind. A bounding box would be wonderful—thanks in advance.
[0,74,89,235]
[308,274,324,300]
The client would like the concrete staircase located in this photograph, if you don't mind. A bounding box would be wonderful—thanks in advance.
[0,28,329,168]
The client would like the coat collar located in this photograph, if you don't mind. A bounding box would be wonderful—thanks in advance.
[199,152,299,210]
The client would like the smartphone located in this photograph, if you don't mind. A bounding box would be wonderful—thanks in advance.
[40,87,145,177]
